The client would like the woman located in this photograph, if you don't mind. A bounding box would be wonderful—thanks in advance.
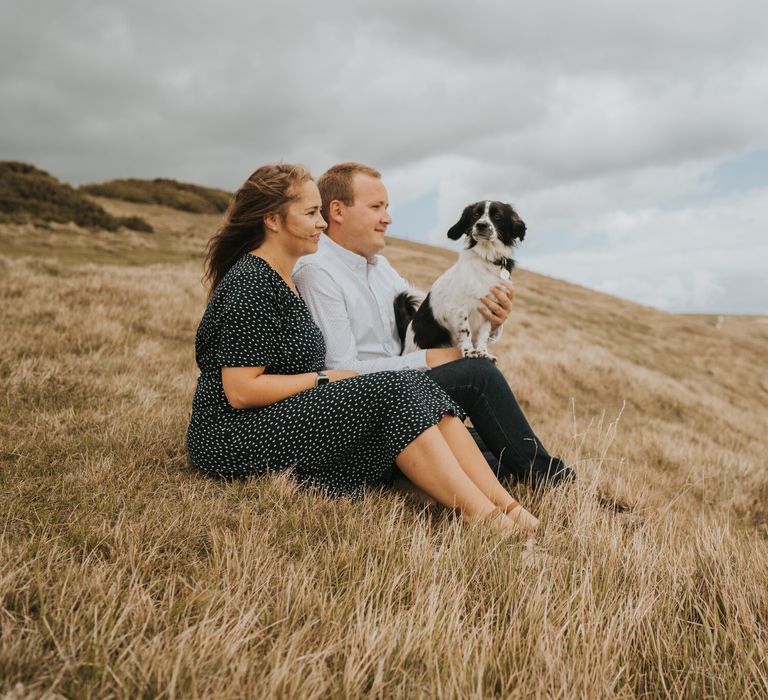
[187,163,539,534]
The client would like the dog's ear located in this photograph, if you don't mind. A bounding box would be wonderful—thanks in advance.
[504,203,526,242]
[446,206,474,240]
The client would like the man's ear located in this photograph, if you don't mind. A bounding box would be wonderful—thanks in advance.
[328,200,344,225]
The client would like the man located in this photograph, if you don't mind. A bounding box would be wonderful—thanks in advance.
[293,162,573,488]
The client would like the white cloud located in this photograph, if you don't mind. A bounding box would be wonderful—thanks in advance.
[520,187,768,313]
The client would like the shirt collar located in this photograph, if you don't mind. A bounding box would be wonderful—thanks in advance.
[321,234,379,273]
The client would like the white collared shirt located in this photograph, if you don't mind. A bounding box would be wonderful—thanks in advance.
[293,235,429,374]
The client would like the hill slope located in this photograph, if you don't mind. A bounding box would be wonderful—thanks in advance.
[1,194,767,698]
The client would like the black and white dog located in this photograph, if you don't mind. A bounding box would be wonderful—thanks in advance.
[394,200,526,363]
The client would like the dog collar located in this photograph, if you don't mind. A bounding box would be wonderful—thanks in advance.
[492,257,514,280]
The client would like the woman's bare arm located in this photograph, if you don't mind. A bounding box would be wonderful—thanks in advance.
[221,366,357,409]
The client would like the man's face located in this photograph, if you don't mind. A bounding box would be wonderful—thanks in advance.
[333,174,392,259]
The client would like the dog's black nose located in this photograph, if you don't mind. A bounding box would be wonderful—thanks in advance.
[473,221,493,240]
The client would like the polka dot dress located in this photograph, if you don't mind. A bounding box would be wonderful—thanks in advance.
[187,254,465,498]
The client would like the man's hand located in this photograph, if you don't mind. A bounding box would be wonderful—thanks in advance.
[478,284,514,330]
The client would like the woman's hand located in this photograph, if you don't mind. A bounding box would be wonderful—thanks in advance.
[325,369,359,382]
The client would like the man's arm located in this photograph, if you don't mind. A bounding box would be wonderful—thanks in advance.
[294,265,430,374]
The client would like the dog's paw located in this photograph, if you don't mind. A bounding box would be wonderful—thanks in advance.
[462,349,497,363]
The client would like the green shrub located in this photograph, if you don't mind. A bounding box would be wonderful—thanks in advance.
[79,177,232,214]
[0,161,153,233]
[117,215,154,233]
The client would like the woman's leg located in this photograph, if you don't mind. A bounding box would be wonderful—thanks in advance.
[395,425,511,529]
[437,416,516,507]
[437,415,540,531]
[396,421,537,534]
[427,358,574,487]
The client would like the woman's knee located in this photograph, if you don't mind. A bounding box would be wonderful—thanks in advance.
[437,413,462,428]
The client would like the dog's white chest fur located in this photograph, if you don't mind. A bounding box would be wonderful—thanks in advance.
[403,250,506,360]
[433,254,499,337]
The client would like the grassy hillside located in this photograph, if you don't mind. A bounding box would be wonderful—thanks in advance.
[80,177,232,214]
[1,198,767,698]
[0,161,152,232]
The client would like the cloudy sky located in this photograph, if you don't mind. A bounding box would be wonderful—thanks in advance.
[2,0,767,313]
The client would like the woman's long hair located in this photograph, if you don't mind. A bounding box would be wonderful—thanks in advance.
[203,163,312,297]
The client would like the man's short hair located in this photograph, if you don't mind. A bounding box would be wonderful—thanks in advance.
[317,162,381,225]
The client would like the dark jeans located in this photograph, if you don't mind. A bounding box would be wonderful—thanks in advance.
[426,358,574,488]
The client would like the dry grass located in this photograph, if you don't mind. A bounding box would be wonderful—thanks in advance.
[1,202,767,698]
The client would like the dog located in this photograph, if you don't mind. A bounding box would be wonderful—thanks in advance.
[394,200,526,363]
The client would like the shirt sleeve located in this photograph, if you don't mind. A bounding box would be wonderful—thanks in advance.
[215,276,282,368]
[294,264,429,375]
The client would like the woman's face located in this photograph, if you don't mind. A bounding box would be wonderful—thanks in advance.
[275,180,326,257]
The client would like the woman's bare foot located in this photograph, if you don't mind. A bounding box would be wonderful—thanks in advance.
[503,500,540,533]
[467,507,532,537]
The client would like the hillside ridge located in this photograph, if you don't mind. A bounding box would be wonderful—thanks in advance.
[79,177,232,214]
[0,161,152,232]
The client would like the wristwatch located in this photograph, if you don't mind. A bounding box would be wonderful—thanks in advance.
[315,371,330,387]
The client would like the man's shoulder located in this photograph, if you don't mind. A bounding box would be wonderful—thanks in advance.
[295,235,347,273]
[293,240,337,279]
[292,245,347,303]
[293,256,336,286]
[294,249,327,274]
